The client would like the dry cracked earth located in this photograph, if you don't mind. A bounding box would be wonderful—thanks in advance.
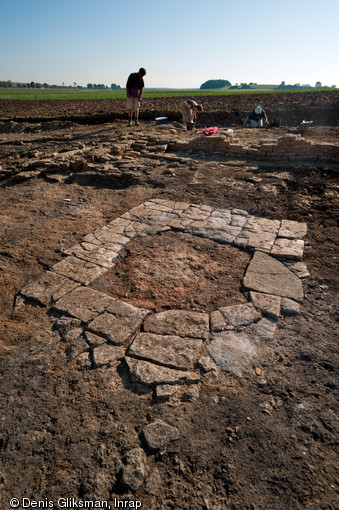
[0,92,338,510]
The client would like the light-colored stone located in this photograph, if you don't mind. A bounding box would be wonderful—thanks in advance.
[247,318,277,341]
[243,251,304,301]
[143,310,209,340]
[87,311,144,346]
[92,344,125,367]
[19,271,79,306]
[249,292,281,321]
[270,238,304,260]
[281,298,301,316]
[142,420,180,450]
[84,331,107,348]
[278,220,307,239]
[210,310,230,332]
[64,242,120,268]
[219,303,261,327]
[208,331,257,377]
[155,384,178,401]
[52,256,107,285]
[121,448,147,492]
[234,231,277,252]
[128,332,203,371]
[283,261,310,278]
[53,286,114,323]
[125,357,200,387]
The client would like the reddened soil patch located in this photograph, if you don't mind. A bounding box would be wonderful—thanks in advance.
[90,231,250,312]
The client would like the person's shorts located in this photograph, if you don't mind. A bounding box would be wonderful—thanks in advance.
[127,97,140,110]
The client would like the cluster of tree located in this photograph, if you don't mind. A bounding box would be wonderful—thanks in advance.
[277,81,336,90]
[0,80,122,90]
[200,79,231,90]
[87,84,121,90]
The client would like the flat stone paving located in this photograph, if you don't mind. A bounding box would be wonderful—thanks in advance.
[17,199,309,396]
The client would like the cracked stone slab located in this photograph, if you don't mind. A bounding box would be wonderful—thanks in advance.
[250,292,281,321]
[219,303,261,328]
[278,220,307,239]
[87,308,148,346]
[51,256,107,285]
[127,332,203,370]
[19,271,80,306]
[270,238,305,260]
[283,261,310,278]
[208,331,257,377]
[246,317,278,341]
[243,251,304,301]
[52,286,114,323]
[143,310,209,340]
[63,242,120,268]
[125,357,200,387]
[281,298,301,316]
[234,230,278,252]
[92,344,125,367]
[210,310,233,332]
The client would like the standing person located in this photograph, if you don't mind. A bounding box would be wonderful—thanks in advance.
[126,67,146,126]
[178,99,203,129]
[245,106,268,128]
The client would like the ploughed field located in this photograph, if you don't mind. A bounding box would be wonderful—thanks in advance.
[1,90,338,125]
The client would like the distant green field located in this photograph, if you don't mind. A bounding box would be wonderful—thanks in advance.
[0,87,336,100]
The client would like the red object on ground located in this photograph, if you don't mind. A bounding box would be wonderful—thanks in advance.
[203,127,220,136]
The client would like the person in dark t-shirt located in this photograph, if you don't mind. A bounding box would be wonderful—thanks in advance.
[126,67,146,126]
[245,106,268,128]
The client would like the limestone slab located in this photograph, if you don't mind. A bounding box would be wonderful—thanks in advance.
[250,292,281,321]
[143,310,209,340]
[92,344,125,367]
[125,357,200,386]
[142,420,180,450]
[19,271,79,306]
[208,331,257,377]
[278,220,307,239]
[270,238,304,260]
[281,298,301,316]
[128,332,203,370]
[243,251,304,301]
[53,286,113,323]
[64,242,120,268]
[88,311,145,346]
[283,261,310,278]
[247,318,277,341]
[52,256,107,285]
[219,303,261,327]
[234,231,277,252]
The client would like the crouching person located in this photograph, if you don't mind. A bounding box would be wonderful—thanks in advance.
[245,106,268,128]
[178,99,203,129]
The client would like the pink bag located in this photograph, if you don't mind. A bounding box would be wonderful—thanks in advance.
[203,127,220,136]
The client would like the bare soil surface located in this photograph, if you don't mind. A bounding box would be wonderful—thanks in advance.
[0,92,338,509]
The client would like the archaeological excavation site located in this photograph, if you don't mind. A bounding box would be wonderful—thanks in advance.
[0,90,338,509]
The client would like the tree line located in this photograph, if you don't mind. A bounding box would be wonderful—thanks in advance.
[200,79,336,90]
[0,80,122,90]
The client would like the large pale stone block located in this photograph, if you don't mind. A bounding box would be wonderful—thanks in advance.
[19,271,79,306]
[208,331,257,377]
[143,310,209,340]
[53,286,114,322]
[125,357,200,386]
[128,332,203,370]
[243,251,304,301]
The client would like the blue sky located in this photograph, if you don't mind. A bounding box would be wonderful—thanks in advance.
[2,0,338,88]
